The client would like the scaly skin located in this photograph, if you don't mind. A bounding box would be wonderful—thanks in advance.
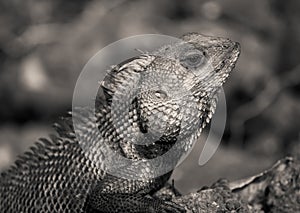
[0,33,240,212]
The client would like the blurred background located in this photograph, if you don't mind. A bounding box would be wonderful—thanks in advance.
[0,0,299,194]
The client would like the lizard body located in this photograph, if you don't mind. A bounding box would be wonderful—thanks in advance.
[0,33,240,212]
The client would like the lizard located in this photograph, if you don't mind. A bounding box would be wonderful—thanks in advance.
[0,33,240,212]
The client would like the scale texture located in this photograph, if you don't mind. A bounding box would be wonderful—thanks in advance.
[0,33,240,212]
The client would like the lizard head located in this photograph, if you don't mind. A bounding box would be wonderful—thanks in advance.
[153,32,241,93]
[180,32,240,90]
[100,33,240,159]
[134,33,240,147]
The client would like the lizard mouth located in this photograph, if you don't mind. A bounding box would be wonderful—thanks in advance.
[220,41,241,73]
[228,42,241,65]
[213,41,240,74]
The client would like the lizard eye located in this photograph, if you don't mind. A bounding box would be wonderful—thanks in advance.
[180,49,206,69]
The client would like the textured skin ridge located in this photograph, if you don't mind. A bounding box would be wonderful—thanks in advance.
[0,33,240,212]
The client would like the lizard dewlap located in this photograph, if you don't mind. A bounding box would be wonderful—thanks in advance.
[0,33,240,213]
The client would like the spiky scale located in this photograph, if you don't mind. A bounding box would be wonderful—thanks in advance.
[0,33,240,212]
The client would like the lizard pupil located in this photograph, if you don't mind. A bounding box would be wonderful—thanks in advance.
[188,54,200,63]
